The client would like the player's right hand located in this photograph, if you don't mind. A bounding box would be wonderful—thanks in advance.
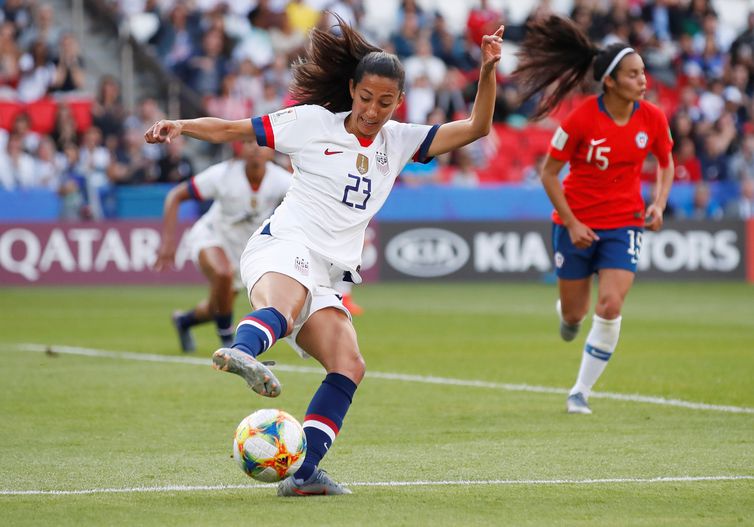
[145,120,182,144]
[567,221,600,249]
[153,244,176,272]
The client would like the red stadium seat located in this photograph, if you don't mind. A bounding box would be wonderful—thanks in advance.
[26,98,58,134]
[0,100,23,130]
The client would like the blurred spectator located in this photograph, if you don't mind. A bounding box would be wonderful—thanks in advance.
[50,33,86,94]
[235,57,264,103]
[206,72,251,120]
[729,131,754,180]
[92,75,126,142]
[124,96,164,163]
[672,136,702,182]
[58,141,89,221]
[0,21,21,93]
[466,0,501,47]
[248,0,284,31]
[0,132,36,189]
[405,74,435,124]
[285,0,320,36]
[269,13,306,58]
[77,126,112,219]
[179,28,230,95]
[254,79,283,116]
[2,0,32,34]
[3,111,40,153]
[430,13,475,71]
[157,135,194,183]
[404,37,447,89]
[17,39,55,102]
[725,177,754,218]
[450,147,480,187]
[18,4,61,53]
[109,127,157,185]
[149,3,200,71]
[34,135,62,190]
[50,103,80,150]
[389,12,420,59]
[435,68,468,121]
[680,181,723,219]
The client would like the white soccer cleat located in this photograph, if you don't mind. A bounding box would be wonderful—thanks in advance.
[277,469,352,497]
[212,347,281,397]
[566,392,592,414]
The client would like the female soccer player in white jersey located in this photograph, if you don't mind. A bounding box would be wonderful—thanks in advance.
[155,141,291,353]
[146,16,504,496]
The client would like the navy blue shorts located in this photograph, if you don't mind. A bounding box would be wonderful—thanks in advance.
[551,224,644,280]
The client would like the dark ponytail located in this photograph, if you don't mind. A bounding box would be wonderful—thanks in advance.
[290,13,404,113]
[512,15,602,120]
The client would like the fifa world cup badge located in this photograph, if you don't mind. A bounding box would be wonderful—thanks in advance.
[356,154,369,175]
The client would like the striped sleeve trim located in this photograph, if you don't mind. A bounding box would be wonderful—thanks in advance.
[412,124,440,164]
[251,115,275,149]
[187,178,203,200]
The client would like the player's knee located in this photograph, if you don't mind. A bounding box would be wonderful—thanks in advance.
[596,294,623,319]
[212,266,234,286]
[342,351,366,385]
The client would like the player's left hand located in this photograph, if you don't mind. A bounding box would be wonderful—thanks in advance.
[644,203,664,231]
[481,25,504,68]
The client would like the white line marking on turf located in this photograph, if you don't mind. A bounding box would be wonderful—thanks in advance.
[2,475,752,496]
[8,343,754,415]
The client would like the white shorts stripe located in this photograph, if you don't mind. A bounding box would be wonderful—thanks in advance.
[303,419,336,442]
[236,320,274,349]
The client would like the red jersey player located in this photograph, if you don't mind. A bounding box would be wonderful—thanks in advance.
[513,15,674,414]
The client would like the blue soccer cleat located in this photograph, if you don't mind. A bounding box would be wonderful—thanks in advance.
[172,311,196,353]
[277,469,352,497]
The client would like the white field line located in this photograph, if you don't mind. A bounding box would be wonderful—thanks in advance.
[2,475,753,496]
[8,343,754,415]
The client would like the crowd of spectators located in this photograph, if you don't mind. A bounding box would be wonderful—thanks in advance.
[0,0,196,220]
[2,0,754,222]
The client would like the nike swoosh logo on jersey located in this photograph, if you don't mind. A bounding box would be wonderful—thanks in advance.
[590,138,607,145]
[324,148,343,155]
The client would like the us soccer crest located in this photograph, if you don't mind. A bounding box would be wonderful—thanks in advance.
[356,153,369,175]
[375,151,389,175]
[635,131,648,149]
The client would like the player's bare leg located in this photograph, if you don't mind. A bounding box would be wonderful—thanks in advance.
[199,247,237,346]
[213,273,307,397]
[567,269,634,414]
[557,277,591,342]
[278,307,362,496]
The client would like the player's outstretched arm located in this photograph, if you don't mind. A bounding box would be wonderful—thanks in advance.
[145,118,255,144]
[154,182,191,271]
[426,26,504,157]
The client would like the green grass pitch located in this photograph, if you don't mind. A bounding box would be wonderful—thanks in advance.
[0,282,752,526]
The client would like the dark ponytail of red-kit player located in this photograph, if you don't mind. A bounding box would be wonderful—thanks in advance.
[513,15,636,120]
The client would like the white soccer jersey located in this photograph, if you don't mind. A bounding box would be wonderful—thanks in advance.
[188,159,292,254]
[252,105,438,272]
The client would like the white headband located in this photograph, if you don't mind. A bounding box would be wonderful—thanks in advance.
[600,47,635,84]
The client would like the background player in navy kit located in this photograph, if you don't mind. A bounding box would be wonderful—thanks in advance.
[155,141,291,353]
[513,16,674,414]
[146,16,504,496]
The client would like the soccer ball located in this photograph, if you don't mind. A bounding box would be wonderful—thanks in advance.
[232,409,307,482]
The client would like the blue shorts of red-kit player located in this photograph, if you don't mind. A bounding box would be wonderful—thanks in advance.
[551,224,644,280]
